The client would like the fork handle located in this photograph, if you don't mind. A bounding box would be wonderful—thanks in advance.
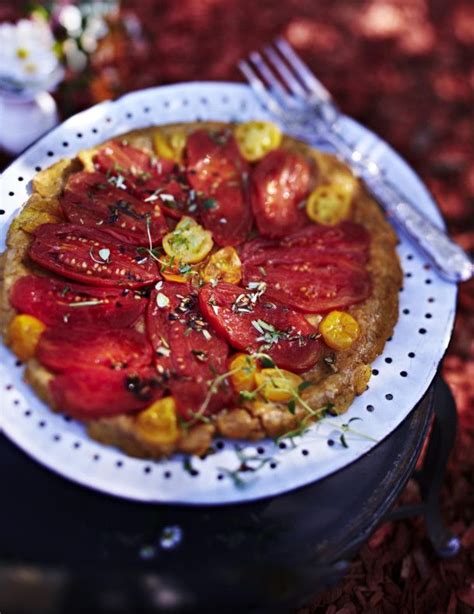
[321,130,473,283]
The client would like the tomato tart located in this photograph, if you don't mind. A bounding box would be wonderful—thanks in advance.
[0,121,402,457]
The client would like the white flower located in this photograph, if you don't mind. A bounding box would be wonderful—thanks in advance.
[0,18,63,95]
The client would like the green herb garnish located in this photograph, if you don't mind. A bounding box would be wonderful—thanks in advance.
[203,198,218,210]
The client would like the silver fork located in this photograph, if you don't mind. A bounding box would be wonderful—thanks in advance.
[238,38,473,283]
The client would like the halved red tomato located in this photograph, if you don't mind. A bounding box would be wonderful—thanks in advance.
[250,148,313,239]
[241,221,370,266]
[29,224,160,288]
[50,366,162,420]
[37,327,152,373]
[243,255,371,313]
[93,141,192,219]
[146,281,232,418]
[10,275,147,328]
[186,129,252,246]
[147,281,229,378]
[240,221,371,313]
[199,282,321,372]
[61,171,168,245]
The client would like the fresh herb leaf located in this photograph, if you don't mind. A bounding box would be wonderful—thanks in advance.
[239,390,256,402]
[259,356,275,368]
[179,263,192,274]
[203,198,218,210]
[183,457,197,475]
[287,399,296,414]
[298,380,314,393]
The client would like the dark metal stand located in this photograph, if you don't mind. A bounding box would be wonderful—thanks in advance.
[0,375,460,613]
[386,376,460,558]
[308,374,461,601]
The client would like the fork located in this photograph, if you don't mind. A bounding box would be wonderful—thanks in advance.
[238,38,473,283]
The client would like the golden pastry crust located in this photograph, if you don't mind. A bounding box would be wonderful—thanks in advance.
[0,122,402,457]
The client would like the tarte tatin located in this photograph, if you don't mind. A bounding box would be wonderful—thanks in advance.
[0,121,402,457]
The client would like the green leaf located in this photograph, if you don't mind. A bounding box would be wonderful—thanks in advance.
[298,380,314,393]
[183,457,196,475]
[239,390,256,401]
[203,198,218,210]
[260,356,275,368]
[287,399,296,414]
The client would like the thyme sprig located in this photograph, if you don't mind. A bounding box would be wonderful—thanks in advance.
[217,449,275,489]
[251,353,377,446]
[323,416,378,444]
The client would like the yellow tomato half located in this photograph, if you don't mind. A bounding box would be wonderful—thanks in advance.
[234,121,282,161]
[320,310,360,350]
[159,254,194,284]
[306,183,352,226]
[135,396,180,445]
[201,246,242,284]
[254,368,302,402]
[153,129,187,163]
[7,314,46,361]
[229,353,260,392]
[162,216,213,264]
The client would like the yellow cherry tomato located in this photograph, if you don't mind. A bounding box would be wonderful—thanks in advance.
[234,121,282,161]
[306,183,353,225]
[161,270,188,283]
[159,254,194,284]
[254,368,302,402]
[153,129,187,163]
[7,314,46,361]
[320,310,360,350]
[162,216,213,264]
[229,353,260,392]
[201,246,242,284]
[135,396,180,445]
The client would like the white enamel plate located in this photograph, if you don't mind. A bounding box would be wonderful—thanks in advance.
[0,83,457,504]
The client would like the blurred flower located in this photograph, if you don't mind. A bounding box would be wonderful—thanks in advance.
[0,17,63,97]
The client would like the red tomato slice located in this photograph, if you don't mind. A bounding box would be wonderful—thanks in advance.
[29,224,160,288]
[240,221,371,312]
[93,141,192,219]
[243,256,371,313]
[250,148,312,239]
[147,281,229,378]
[146,281,232,418]
[61,171,168,245]
[241,221,370,266]
[168,378,233,420]
[199,282,321,372]
[50,367,162,420]
[186,129,252,246]
[37,327,152,373]
[10,275,147,328]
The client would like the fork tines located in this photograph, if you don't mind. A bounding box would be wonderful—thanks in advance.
[238,37,332,107]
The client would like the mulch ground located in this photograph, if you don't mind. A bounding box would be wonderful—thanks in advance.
[1,1,473,611]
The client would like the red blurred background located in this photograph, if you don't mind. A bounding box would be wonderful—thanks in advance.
[0,0,473,611]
